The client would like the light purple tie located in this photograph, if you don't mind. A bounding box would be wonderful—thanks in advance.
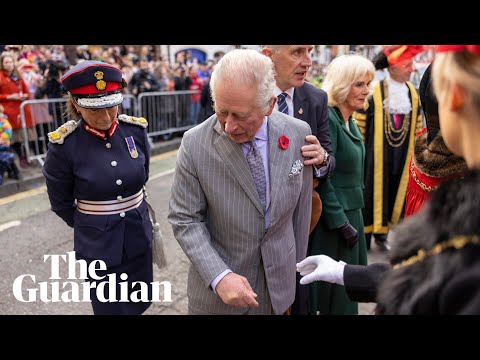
[246,139,266,212]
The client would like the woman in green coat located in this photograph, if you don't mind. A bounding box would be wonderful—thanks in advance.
[308,54,376,315]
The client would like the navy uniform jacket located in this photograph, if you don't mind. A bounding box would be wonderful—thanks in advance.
[42,115,152,267]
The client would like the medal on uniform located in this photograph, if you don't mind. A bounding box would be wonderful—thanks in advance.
[125,136,138,159]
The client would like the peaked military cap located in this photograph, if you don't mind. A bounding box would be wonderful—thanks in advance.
[61,60,126,109]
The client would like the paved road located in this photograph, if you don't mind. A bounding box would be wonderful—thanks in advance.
[0,151,387,315]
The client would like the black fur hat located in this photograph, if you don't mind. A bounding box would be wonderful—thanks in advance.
[419,63,440,145]
[373,51,389,70]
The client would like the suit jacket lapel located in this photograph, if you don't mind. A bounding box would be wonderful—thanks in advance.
[267,112,288,223]
[330,107,363,143]
[293,85,307,121]
[213,121,264,214]
[346,118,363,142]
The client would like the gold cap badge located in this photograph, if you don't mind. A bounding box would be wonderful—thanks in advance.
[94,71,107,91]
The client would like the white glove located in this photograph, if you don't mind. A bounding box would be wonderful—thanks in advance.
[296,255,346,285]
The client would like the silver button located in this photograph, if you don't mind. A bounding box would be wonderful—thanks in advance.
[119,212,125,217]
[111,161,117,167]
[117,195,123,200]
[116,179,122,185]
[106,143,112,149]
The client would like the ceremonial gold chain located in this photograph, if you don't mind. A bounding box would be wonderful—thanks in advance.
[383,81,411,148]
[393,235,480,269]
[410,160,439,192]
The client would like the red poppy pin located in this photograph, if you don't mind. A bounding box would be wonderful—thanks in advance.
[278,135,289,150]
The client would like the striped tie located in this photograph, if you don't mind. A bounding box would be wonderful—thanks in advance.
[246,139,267,212]
[277,92,289,114]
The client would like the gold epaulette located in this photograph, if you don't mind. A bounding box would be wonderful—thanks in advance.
[48,120,79,144]
[118,114,148,128]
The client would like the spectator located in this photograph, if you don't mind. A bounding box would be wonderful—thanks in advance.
[0,104,21,183]
[0,52,36,168]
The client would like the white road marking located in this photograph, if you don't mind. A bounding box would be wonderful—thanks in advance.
[0,220,21,232]
[150,168,175,181]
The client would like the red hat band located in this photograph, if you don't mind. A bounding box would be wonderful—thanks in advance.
[384,45,425,66]
[436,45,480,56]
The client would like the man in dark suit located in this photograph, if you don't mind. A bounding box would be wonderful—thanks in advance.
[262,45,336,314]
[262,45,335,175]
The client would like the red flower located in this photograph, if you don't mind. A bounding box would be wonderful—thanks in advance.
[278,135,289,150]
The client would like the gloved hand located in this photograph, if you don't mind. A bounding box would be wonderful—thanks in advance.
[338,221,359,248]
[296,255,346,285]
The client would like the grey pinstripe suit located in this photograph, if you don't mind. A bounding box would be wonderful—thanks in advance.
[168,111,313,315]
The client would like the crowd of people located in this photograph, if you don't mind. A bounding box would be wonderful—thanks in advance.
[0,45,219,183]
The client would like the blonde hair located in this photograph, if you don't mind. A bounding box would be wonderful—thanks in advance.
[210,49,276,112]
[322,54,376,107]
[432,51,480,111]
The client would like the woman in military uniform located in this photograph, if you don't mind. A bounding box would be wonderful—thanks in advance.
[42,60,153,315]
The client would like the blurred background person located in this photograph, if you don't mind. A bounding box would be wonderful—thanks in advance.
[128,58,161,96]
[201,76,215,119]
[18,59,51,157]
[197,62,211,82]
[77,45,92,62]
[35,57,69,118]
[0,104,21,183]
[186,66,202,125]
[307,54,374,315]
[0,52,35,168]
[34,58,69,156]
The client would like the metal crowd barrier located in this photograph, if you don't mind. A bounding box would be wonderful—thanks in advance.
[137,90,202,139]
[19,91,201,165]
[20,94,137,165]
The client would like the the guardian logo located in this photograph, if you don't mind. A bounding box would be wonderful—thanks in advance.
[12,251,172,303]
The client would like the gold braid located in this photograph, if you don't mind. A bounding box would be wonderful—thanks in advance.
[393,235,480,269]
[383,81,411,148]
[410,159,440,192]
